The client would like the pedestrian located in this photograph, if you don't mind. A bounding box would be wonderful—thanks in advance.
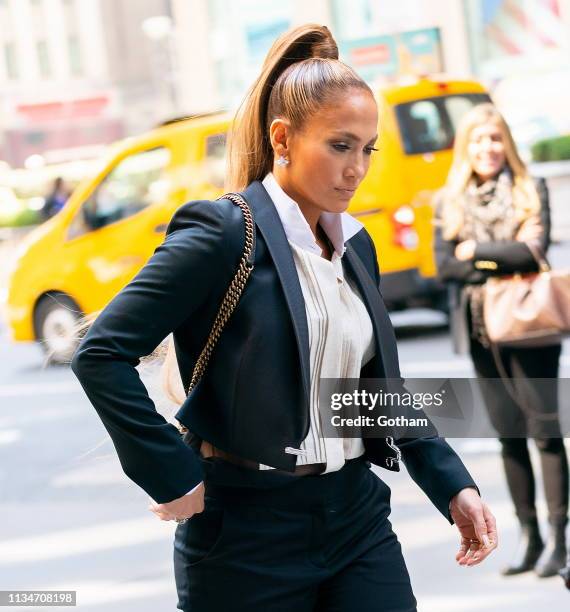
[71,24,497,612]
[42,177,69,219]
[434,102,568,579]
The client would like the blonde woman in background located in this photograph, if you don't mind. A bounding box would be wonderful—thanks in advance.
[435,103,568,580]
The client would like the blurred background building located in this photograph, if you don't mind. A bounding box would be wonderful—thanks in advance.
[0,0,117,168]
[0,0,176,169]
[0,0,569,173]
[171,0,570,158]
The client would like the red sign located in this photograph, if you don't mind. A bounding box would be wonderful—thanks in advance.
[351,44,392,66]
[16,96,109,122]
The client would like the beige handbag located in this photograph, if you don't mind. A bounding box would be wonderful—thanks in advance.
[480,243,567,413]
[483,243,570,347]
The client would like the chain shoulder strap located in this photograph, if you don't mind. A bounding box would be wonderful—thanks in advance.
[177,192,255,435]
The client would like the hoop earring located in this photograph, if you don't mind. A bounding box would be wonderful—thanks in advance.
[276,155,290,167]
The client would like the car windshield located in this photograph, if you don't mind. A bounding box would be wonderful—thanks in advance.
[395,92,491,155]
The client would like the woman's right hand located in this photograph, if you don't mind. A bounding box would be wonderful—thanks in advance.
[454,239,476,261]
[148,482,205,522]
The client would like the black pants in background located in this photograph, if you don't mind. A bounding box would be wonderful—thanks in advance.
[173,456,417,612]
[470,338,568,523]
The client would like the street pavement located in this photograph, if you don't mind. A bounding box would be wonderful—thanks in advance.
[0,229,569,610]
[549,174,570,243]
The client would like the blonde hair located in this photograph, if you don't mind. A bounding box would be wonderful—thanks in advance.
[226,23,373,191]
[439,102,540,241]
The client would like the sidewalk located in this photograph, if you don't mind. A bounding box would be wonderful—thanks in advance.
[529,160,570,179]
[380,443,570,611]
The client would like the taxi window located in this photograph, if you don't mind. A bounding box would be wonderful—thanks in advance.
[395,93,491,155]
[203,133,227,189]
[69,147,170,237]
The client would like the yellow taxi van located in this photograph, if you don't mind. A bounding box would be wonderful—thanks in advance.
[5,76,489,362]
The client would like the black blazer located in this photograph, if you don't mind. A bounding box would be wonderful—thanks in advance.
[71,180,477,519]
[434,178,552,353]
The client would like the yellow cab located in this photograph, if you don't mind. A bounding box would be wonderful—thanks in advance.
[5,76,490,362]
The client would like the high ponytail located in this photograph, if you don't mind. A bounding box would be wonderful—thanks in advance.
[226,24,372,191]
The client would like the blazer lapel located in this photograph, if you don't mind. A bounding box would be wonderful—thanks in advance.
[242,181,311,410]
[343,243,401,379]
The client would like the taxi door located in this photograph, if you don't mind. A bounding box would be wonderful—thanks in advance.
[64,145,183,313]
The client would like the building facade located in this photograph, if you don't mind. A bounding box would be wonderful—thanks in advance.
[2,0,569,168]
[0,0,122,167]
[171,0,570,152]
[0,0,175,168]
[170,0,475,114]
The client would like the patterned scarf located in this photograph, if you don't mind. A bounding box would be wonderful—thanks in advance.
[458,167,520,347]
[458,167,519,243]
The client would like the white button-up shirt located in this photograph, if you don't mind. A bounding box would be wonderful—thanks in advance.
[185,174,376,495]
[260,173,375,473]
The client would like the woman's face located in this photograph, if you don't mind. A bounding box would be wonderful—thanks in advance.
[271,88,378,228]
[467,122,507,182]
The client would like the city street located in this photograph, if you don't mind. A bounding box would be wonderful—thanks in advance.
[1,248,569,610]
[2,0,570,609]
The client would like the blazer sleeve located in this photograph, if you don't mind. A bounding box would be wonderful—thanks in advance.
[71,199,241,504]
[363,230,479,523]
[434,223,486,284]
[472,177,551,274]
[432,190,485,284]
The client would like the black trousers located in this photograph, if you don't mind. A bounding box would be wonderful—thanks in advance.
[470,338,568,523]
[173,456,417,612]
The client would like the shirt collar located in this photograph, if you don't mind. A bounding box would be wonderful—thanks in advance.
[261,172,363,258]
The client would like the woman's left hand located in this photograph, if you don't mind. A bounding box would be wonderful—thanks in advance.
[454,239,476,261]
[449,487,498,567]
[148,482,205,522]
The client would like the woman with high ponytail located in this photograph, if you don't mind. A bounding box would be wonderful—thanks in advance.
[71,24,497,611]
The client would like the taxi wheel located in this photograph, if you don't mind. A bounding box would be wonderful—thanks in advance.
[34,293,83,365]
